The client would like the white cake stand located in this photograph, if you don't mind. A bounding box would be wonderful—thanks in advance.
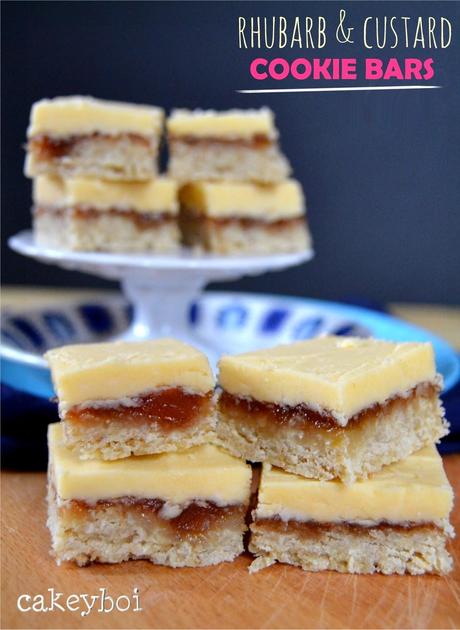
[9,230,313,358]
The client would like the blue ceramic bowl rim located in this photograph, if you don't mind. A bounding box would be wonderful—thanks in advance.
[1,290,459,391]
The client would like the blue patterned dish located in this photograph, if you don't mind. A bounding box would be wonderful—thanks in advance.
[1,291,459,399]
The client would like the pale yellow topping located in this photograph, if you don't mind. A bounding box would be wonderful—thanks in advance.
[46,338,214,411]
[256,446,453,524]
[33,175,178,214]
[49,423,251,505]
[218,337,437,425]
[180,180,304,220]
[27,96,164,137]
[167,108,277,140]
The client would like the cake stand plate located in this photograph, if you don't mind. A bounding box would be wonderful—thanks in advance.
[9,230,313,357]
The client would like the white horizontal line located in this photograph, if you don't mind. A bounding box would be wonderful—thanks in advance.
[237,85,441,94]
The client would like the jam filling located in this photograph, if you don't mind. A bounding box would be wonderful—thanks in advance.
[254,517,440,536]
[199,215,303,231]
[66,497,244,537]
[219,382,437,432]
[30,132,152,160]
[35,205,175,231]
[67,387,212,431]
[169,133,272,149]
[180,207,305,231]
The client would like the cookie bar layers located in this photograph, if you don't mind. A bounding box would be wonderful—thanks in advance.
[179,180,311,255]
[47,423,252,567]
[46,339,215,460]
[33,175,180,252]
[216,337,449,482]
[25,96,164,181]
[167,108,291,183]
[249,446,454,575]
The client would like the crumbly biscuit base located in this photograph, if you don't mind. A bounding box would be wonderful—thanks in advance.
[249,519,453,575]
[180,215,311,255]
[168,140,291,183]
[215,389,448,483]
[48,487,247,567]
[34,208,180,253]
[64,412,217,461]
[26,134,159,181]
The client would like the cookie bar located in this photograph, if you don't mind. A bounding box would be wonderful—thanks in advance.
[179,180,311,255]
[47,423,252,567]
[216,337,448,483]
[32,175,180,252]
[25,96,164,180]
[46,339,215,460]
[167,108,291,183]
[249,446,454,575]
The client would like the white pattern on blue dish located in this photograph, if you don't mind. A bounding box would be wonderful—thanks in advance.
[1,292,459,399]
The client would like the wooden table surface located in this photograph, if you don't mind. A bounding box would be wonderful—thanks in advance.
[2,288,460,629]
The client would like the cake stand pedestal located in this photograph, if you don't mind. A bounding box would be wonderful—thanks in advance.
[9,230,313,358]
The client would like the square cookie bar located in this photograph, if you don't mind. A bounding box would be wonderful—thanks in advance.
[33,175,180,252]
[179,180,311,255]
[216,337,448,483]
[167,108,291,183]
[249,446,454,575]
[46,339,215,460]
[48,423,252,567]
[25,96,164,180]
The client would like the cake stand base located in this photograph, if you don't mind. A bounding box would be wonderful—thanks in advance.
[9,230,314,358]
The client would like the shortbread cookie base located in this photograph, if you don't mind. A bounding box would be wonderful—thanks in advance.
[26,134,159,181]
[62,387,215,460]
[180,213,311,255]
[168,140,291,183]
[249,519,454,575]
[48,486,247,567]
[34,208,180,253]
[216,386,448,483]
[64,415,216,461]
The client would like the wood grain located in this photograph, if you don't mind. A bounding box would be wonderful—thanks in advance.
[2,457,460,629]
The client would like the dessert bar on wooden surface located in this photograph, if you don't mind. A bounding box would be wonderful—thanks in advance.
[47,423,252,567]
[249,445,454,575]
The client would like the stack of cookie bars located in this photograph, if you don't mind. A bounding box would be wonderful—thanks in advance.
[26,97,182,253]
[46,336,454,574]
[25,96,311,255]
[167,108,311,254]
[46,338,252,567]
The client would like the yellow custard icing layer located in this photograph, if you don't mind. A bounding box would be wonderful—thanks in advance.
[34,175,178,214]
[49,423,251,505]
[28,96,164,137]
[256,446,453,524]
[46,338,214,410]
[168,108,277,139]
[218,337,437,425]
[180,180,305,220]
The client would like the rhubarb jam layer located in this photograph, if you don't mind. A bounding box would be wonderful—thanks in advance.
[61,495,246,538]
[180,210,305,231]
[29,132,154,160]
[219,381,439,433]
[252,517,442,538]
[169,134,272,149]
[66,387,213,432]
[35,205,176,231]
